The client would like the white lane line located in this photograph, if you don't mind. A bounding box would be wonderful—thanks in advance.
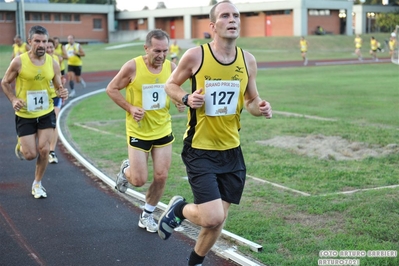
[74,122,125,139]
[247,175,311,196]
[318,184,399,196]
[273,111,337,121]
[105,42,144,50]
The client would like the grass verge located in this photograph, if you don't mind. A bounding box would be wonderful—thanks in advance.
[65,63,399,266]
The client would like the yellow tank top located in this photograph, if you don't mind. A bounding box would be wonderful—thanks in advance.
[355,37,362,49]
[370,39,378,50]
[185,43,248,150]
[49,54,60,98]
[13,43,28,57]
[16,53,54,118]
[65,43,82,66]
[125,56,172,141]
[389,39,396,50]
[300,40,307,52]
[54,43,65,71]
[170,44,180,54]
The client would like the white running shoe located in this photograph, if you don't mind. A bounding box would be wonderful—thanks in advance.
[115,159,129,193]
[15,139,25,160]
[80,79,86,88]
[69,89,76,97]
[138,213,158,233]
[48,152,58,164]
[32,184,47,199]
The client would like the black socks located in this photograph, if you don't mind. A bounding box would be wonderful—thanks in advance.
[174,201,187,220]
[188,250,205,266]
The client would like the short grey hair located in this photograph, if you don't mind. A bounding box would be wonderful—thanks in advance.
[145,29,170,47]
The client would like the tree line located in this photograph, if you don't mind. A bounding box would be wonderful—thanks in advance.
[49,0,116,4]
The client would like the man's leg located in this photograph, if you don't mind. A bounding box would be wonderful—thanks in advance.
[126,144,171,233]
[75,66,86,88]
[35,128,53,183]
[18,133,38,161]
[49,106,60,164]
[187,200,229,249]
[77,75,86,88]
[67,69,76,97]
[146,144,171,205]
[126,146,149,187]
[186,200,230,265]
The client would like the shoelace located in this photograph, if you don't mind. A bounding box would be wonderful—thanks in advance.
[34,185,45,193]
[146,215,157,226]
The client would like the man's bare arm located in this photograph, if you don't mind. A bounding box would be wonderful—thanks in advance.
[106,60,136,112]
[165,47,201,105]
[52,58,68,101]
[1,58,21,104]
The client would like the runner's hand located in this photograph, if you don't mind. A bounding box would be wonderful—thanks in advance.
[57,86,69,101]
[259,100,272,119]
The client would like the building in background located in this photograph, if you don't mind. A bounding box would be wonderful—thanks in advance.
[0,0,115,45]
[0,0,397,45]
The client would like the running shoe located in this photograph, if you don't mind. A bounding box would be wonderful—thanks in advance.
[69,89,76,97]
[15,139,25,160]
[115,159,129,193]
[138,213,158,233]
[32,184,47,199]
[48,151,58,164]
[158,195,185,240]
[80,79,86,88]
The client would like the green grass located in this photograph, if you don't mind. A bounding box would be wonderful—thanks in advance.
[0,33,393,76]
[4,34,397,265]
[65,61,399,265]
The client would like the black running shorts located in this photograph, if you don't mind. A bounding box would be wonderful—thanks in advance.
[128,133,174,152]
[67,65,82,76]
[181,144,246,205]
[15,110,56,137]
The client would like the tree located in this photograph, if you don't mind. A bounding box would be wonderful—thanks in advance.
[209,0,217,5]
[49,0,79,3]
[376,11,399,32]
[49,0,116,3]
[155,2,167,9]
[353,0,399,4]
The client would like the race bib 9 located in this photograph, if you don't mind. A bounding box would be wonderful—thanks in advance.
[142,84,167,110]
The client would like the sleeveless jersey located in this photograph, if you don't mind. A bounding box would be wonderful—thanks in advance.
[16,53,54,118]
[300,40,307,52]
[355,37,362,49]
[65,43,82,66]
[389,39,396,51]
[125,56,172,141]
[370,39,378,50]
[170,44,180,55]
[185,43,248,150]
[49,54,60,98]
[13,43,28,57]
[54,43,65,71]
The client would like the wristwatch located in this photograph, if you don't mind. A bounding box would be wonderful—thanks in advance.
[182,94,189,107]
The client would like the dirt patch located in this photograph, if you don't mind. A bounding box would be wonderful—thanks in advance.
[256,134,399,161]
